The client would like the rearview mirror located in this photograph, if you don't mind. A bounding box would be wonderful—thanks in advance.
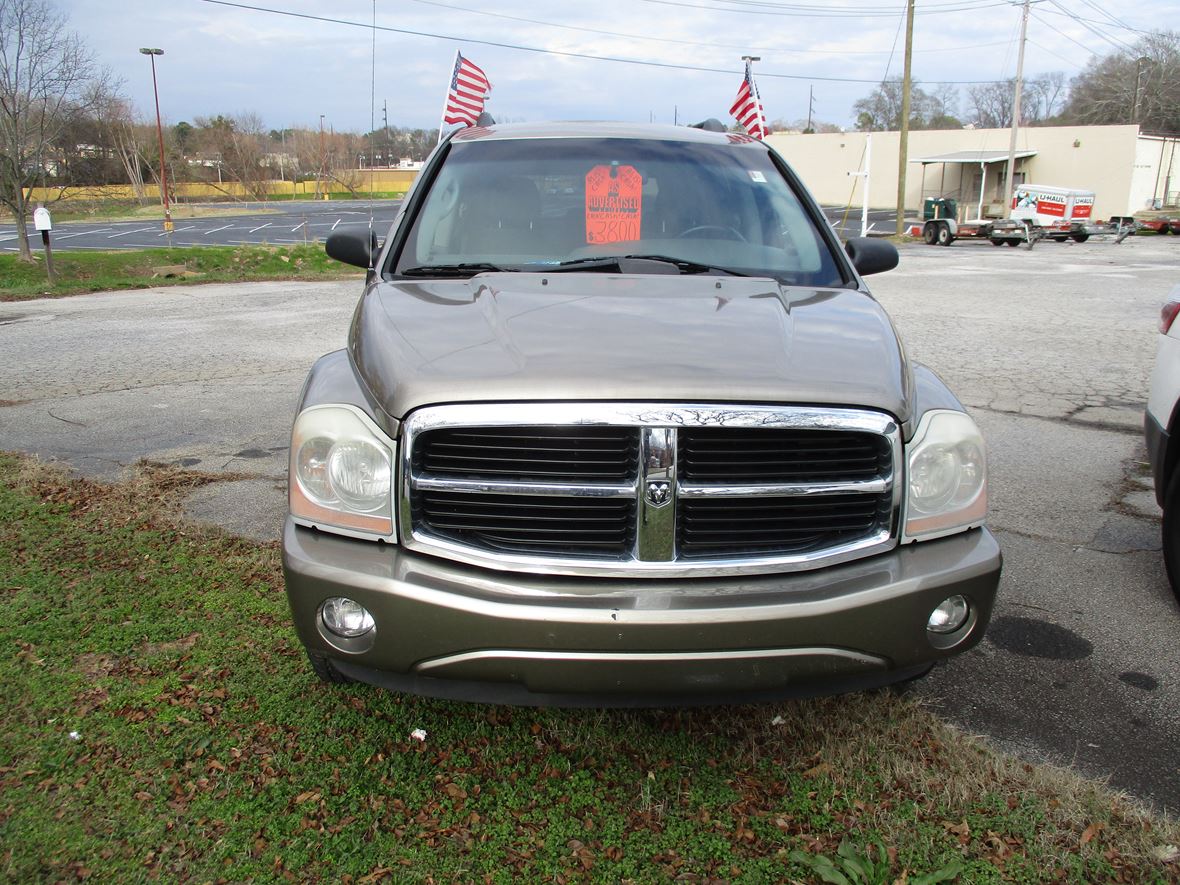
[326,229,379,269]
[844,237,899,277]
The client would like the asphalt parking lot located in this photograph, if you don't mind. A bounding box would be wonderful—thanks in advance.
[1,200,881,251]
[1,234,1177,811]
[0,199,403,251]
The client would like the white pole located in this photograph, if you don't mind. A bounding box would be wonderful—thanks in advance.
[861,134,872,237]
[437,49,460,145]
[978,162,986,220]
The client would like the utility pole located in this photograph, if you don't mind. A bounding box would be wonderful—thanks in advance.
[894,0,915,236]
[1132,56,1150,125]
[806,85,815,133]
[1003,0,1031,210]
[383,99,390,166]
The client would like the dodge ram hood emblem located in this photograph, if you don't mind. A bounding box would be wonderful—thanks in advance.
[646,480,672,507]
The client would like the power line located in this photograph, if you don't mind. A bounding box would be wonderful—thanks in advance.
[639,0,1012,17]
[1029,10,1104,57]
[1073,0,1142,35]
[194,0,1046,86]
[405,0,1010,56]
[1026,37,1085,69]
[878,2,907,83]
[1045,0,1136,51]
[1033,3,1152,35]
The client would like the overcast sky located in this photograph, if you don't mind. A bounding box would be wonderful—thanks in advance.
[61,0,1159,134]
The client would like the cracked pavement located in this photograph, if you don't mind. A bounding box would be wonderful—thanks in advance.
[870,237,1179,812]
[1,236,1178,810]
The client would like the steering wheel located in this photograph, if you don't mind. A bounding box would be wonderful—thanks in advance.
[677,224,747,242]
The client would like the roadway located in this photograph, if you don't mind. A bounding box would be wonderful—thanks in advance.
[0,200,896,252]
[0,200,403,252]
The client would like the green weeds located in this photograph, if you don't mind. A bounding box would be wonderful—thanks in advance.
[0,454,1176,883]
[0,244,359,300]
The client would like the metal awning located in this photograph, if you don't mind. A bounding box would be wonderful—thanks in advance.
[911,150,1038,220]
[911,149,1037,165]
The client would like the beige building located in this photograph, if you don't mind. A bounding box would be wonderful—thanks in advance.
[765,124,1179,223]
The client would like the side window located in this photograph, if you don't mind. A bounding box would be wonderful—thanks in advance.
[764,189,824,275]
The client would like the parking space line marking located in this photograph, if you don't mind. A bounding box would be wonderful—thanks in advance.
[108,226,155,238]
[291,221,306,232]
[331,218,341,230]
[249,222,272,233]
[53,228,114,240]
[204,224,233,234]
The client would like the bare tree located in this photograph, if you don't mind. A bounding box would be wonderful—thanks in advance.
[1060,30,1180,132]
[0,0,109,259]
[969,74,1067,128]
[100,97,148,198]
[193,112,271,200]
[852,79,961,131]
[967,80,1014,129]
[1026,72,1067,122]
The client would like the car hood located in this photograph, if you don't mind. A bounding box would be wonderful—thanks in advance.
[350,273,912,424]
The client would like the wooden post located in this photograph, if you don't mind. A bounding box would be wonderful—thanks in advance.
[33,206,54,284]
[40,230,55,285]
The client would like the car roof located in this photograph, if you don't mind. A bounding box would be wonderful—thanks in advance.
[449,121,764,147]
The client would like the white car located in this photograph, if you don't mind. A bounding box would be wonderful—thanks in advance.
[1146,284,1180,599]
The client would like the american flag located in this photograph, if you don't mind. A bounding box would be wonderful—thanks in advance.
[730,63,768,140]
[443,52,492,128]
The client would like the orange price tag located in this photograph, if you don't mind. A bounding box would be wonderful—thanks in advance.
[585,164,643,245]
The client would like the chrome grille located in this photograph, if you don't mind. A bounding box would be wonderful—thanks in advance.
[416,426,637,482]
[679,428,891,482]
[679,493,893,558]
[400,404,901,578]
[416,490,635,556]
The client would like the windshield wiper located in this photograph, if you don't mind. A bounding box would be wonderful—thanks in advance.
[549,255,749,277]
[400,263,512,277]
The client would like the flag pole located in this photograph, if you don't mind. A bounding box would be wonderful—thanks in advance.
[741,55,765,139]
[438,49,460,145]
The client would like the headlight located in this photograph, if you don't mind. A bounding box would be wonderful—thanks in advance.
[903,410,987,542]
[290,405,396,538]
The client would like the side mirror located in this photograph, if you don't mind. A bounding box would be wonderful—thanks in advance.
[844,237,899,277]
[326,229,379,269]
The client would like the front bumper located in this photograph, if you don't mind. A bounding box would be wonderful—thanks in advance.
[282,519,1001,706]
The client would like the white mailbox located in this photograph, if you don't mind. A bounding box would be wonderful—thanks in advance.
[33,207,52,231]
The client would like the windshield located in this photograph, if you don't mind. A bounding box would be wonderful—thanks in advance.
[394,137,844,286]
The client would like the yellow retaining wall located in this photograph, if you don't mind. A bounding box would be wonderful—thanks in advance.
[24,169,419,203]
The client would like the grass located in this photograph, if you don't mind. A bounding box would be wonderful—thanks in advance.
[0,244,361,301]
[0,452,1177,883]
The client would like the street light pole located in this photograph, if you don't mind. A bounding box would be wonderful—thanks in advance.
[318,114,326,200]
[139,48,172,233]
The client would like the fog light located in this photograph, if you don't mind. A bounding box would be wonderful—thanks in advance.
[927,595,970,634]
[321,597,375,637]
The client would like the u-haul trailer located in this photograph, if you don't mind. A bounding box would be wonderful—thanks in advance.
[988,184,1095,245]
[920,184,1131,248]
